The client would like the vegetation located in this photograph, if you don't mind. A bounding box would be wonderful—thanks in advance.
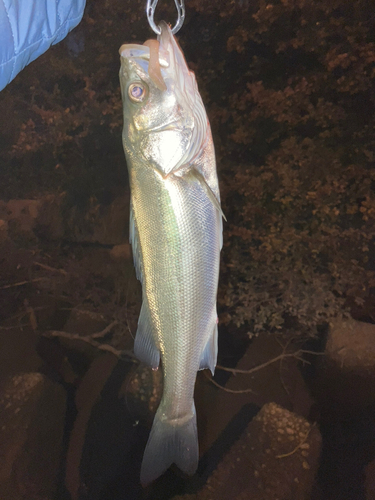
[0,0,374,338]
[197,0,375,336]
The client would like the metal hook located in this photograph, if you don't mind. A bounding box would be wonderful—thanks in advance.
[146,0,185,35]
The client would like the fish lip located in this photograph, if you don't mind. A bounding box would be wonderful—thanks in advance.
[158,21,174,52]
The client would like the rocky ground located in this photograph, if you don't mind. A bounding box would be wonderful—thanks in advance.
[0,202,374,500]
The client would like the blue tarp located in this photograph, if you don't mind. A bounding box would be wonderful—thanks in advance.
[0,0,86,91]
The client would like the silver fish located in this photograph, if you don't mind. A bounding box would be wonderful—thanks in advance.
[119,21,223,485]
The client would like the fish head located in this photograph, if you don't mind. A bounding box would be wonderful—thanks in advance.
[119,22,208,176]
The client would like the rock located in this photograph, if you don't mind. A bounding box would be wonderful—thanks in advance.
[64,194,129,245]
[365,459,375,500]
[71,358,150,500]
[52,307,118,365]
[327,317,375,370]
[196,334,315,458]
[0,219,8,243]
[0,325,42,381]
[0,195,62,243]
[3,199,40,232]
[110,243,132,261]
[34,194,64,240]
[63,308,109,337]
[0,193,130,246]
[0,372,67,500]
[118,362,163,424]
[305,318,375,498]
[65,354,163,500]
[66,354,119,500]
[313,318,375,414]
[0,199,41,244]
[174,403,321,500]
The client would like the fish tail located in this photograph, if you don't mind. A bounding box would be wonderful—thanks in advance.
[140,404,199,486]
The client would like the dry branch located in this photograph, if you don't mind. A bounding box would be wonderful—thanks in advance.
[204,371,257,394]
[33,261,68,275]
[44,323,136,362]
[0,277,48,289]
[216,349,322,375]
[208,346,324,394]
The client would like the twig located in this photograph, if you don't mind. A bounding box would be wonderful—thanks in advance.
[58,308,106,321]
[212,342,322,397]
[216,349,322,375]
[44,328,137,362]
[33,261,67,276]
[299,357,312,364]
[0,277,47,290]
[276,424,314,459]
[0,323,29,330]
[90,320,118,339]
[277,337,293,399]
[94,342,133,358]
[204,371,257,394]
[0,306,48,323]
[300,350,325,356]
[24,299,38,331]
[216,352,298,375]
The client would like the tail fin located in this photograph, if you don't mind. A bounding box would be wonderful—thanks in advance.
[140,405,199,486]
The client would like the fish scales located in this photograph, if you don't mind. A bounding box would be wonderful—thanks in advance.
[119,21,223,485]
[131,147,219,408]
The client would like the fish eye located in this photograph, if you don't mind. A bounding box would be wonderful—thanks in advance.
[128,82,148,103]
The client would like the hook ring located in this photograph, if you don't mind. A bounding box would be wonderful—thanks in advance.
[146,0,185,35]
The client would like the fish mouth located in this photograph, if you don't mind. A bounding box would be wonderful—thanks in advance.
[119,23,188,92]
[119,44,169,68]
[120,42,170,91]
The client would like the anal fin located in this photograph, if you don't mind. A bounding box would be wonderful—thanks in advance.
[199,319,218,375]
[134,302,160,369]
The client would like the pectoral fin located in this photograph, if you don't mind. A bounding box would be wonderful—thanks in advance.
[134,301,160,369]
[191,169,227,221]
[199,319,218,375]
[129,201,143,282]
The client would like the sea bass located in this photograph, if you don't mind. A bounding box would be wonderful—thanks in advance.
[119,22,223,485]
